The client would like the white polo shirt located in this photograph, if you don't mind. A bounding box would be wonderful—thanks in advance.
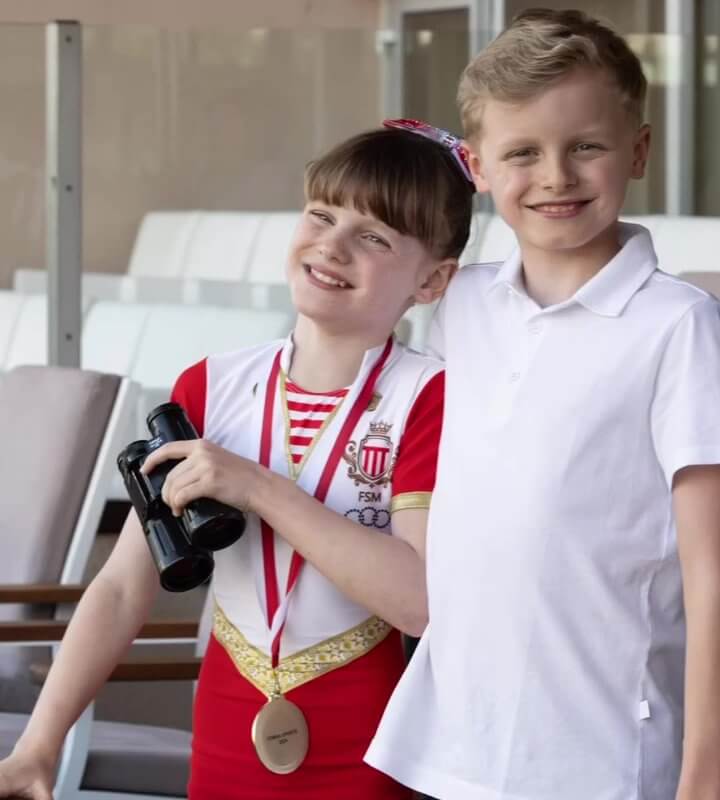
[366,224,720,800]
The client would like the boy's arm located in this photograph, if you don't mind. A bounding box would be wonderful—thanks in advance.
[674,464,720,800]
[0,511,159,791]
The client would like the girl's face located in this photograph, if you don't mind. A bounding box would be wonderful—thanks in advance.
[286,201,454,337]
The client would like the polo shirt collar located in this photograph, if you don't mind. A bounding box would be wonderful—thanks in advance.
[489,223,658,317]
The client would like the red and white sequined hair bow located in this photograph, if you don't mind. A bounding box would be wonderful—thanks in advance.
[383,118,474,185]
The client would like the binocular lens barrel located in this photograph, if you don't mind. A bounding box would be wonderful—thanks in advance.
[117,402,246,592]
[147,402,198,443]
[146,403,247,552]
[145,517,214,593]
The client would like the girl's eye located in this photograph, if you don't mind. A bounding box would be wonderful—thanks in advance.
[309,210,333,224]
[363,233,391,248]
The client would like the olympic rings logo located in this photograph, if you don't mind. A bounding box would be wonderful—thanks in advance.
[344,507,391,528]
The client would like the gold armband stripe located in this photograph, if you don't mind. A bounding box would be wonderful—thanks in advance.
[212,604,393,698]
[390,491,432,514]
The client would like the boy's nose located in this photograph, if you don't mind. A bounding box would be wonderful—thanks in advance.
[541,156,578,192]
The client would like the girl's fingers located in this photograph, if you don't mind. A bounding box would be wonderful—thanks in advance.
[141,441,197,474]
[162,466,205,514]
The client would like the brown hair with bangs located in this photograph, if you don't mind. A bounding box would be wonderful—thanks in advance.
[304,128,473,260]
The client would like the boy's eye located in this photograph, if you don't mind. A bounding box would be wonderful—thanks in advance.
[505,148,537,162]
[574,142,602,153]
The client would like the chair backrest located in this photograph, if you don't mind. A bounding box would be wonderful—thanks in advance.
[645,216,720,275]
[461,213,517,265]
[0,366,135,712]
[0,291,27,369]
[183,212,265,281]
[127,212,201,278]
[246,212,302,284]
[129,304,294,394]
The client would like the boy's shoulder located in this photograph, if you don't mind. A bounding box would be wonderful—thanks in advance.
[642,269,716,306]
[634,270,720,331]
[453,260,504,287]
[442,260,507,309]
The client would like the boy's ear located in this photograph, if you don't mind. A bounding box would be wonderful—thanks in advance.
[464,141,490,194]
[414,260,458,306]
[631,124,651,180]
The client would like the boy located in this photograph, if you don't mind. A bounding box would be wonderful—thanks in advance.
[365,9,720,800]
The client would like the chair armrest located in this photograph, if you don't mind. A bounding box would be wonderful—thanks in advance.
[29,657,202,684]
[0,619,199,642]
[0,584,86,604]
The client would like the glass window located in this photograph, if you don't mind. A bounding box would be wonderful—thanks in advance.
[402,9,469,133]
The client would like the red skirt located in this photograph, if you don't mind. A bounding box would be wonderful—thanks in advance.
[189,631,412,800]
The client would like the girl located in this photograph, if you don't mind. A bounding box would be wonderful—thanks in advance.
[0,122,474,800]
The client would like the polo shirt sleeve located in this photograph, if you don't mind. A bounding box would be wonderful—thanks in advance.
[170,358,208,437]
[390,370,444,513]
[651,296,720,488]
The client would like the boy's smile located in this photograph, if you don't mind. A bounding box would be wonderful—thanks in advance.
[466,67,650,284]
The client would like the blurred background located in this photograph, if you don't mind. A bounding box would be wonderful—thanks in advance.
[0,0,717,289]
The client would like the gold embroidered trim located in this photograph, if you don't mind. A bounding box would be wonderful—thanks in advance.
[213,604,393,698]
[280,369,346,481]
[390,491,432,514]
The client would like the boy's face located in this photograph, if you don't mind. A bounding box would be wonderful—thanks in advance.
[465,68,650,266]
[286,202,454,337]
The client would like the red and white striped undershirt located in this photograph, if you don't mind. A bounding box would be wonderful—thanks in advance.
[284,378,348,468]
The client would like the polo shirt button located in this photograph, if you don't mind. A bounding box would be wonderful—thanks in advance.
[509,371,521,382]
[528,323,542,334]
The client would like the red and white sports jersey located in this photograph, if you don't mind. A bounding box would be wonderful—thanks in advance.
[172,335,444,658]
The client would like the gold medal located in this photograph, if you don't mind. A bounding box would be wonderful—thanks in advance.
[251,694,309,774]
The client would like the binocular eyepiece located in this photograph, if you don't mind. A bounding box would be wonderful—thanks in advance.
[117,402,246,592]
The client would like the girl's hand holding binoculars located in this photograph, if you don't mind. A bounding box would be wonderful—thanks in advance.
[141,439,262,517]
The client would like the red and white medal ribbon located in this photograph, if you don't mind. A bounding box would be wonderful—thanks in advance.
[258,338,393,670]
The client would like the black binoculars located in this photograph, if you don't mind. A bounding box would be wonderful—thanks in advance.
[117,402,246,592]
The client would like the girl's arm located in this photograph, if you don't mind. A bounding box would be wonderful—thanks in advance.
[0,511,159,796]
[673,464,720,800]
[142,440,429,636]
[253,470,428,636]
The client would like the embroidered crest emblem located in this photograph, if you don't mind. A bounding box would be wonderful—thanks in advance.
[343,421,396,486]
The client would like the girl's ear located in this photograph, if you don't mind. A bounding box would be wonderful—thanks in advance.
[465,142,490,194]
[414,260,458,306]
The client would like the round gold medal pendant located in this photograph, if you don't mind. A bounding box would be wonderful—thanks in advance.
[251,694,309,774]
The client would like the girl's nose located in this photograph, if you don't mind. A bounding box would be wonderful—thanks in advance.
[318,232,350,263]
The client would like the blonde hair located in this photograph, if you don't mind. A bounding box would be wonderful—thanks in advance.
[458,8,647,140]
